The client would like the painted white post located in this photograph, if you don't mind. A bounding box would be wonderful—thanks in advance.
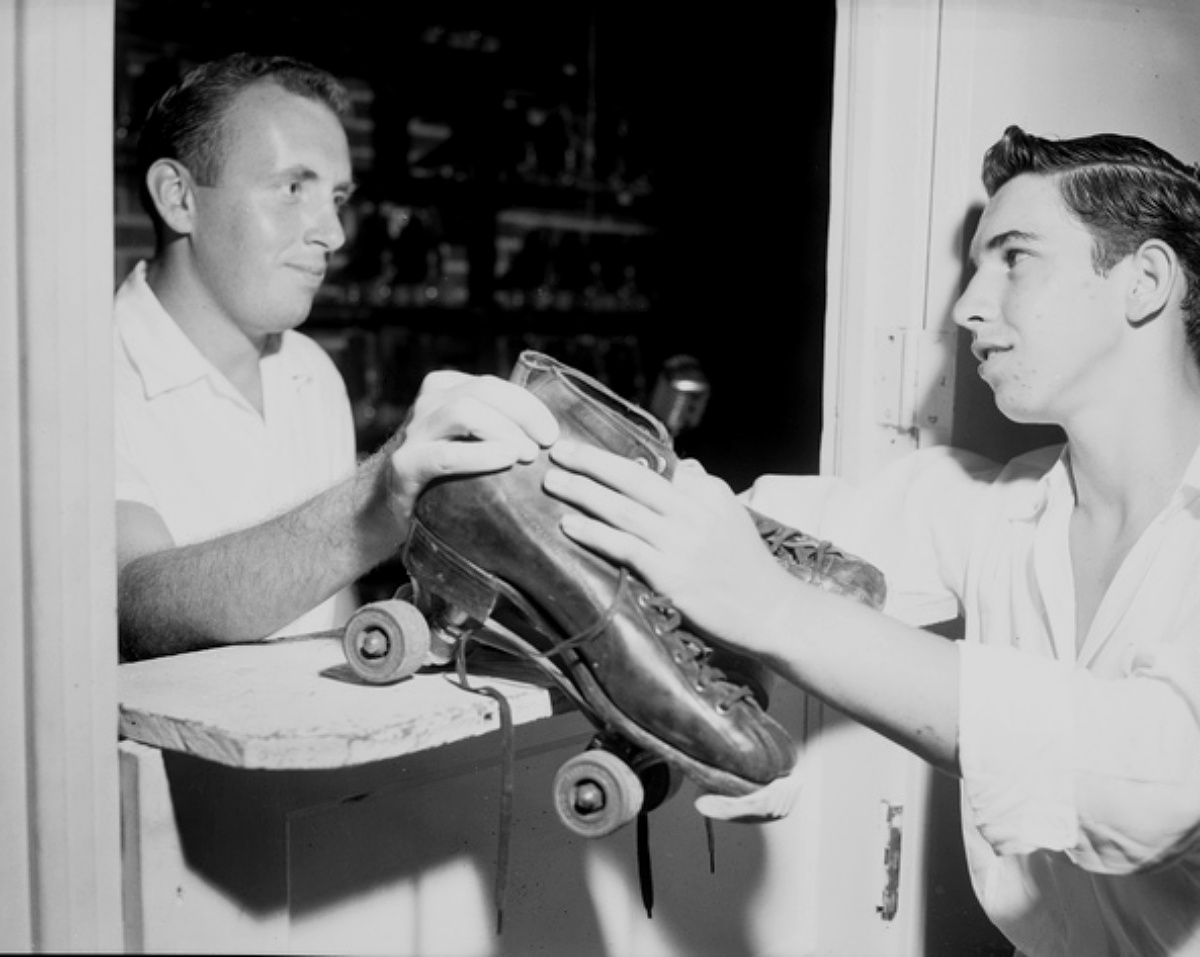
[0,0,122,950]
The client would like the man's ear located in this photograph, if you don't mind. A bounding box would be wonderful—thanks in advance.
[1126,239,1179,326]
[144,159,197,236]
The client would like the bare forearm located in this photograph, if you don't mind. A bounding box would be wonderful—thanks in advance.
[119,444,403,661]
[758,577,962,775]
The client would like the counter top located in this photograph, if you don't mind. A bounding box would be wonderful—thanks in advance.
[118,638,564,770]
[117,590,958,772]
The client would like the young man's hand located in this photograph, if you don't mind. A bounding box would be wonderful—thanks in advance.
[545,439,794,654]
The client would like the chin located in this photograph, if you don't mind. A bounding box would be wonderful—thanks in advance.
[994,401,1055,427]
[275,299,317,332]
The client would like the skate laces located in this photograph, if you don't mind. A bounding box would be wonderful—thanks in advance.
[445,633,515,936]
[635,589,753,715]
[435,569,752,935]
[541,570,754,716]
[759,523,886,609]
[762,526,842,573]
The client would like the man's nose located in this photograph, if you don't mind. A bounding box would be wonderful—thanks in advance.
[951,270,990,330]
[308,200,347,252]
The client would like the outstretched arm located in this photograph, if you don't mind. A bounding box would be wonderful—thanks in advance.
[118,371,559,661]
[545,439,961,776]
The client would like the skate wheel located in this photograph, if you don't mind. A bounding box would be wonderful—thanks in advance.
[342,598,431,684]
[553,748,645,838]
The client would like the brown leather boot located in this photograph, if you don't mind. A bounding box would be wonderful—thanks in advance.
[516,352,887,711]
[750,510,887,609]
[406,351,794,795]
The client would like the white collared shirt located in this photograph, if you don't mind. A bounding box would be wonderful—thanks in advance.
[744,444,1200,956]
[114,261,357,638]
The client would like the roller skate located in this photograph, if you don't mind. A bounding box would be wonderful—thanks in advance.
[341,350,886,839]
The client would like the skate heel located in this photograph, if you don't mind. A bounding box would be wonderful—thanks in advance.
[404,516,504,626]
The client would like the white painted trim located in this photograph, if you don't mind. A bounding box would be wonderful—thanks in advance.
[0,1,32,943]
[818,4,961,953]
[823,0,949,482]
[0,1,122,949]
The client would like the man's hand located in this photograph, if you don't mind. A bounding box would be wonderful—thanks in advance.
[544,439,794,653]
[694,763,803,824]
[388,371,559,525]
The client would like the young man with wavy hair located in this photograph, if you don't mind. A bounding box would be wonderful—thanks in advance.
[544,126,1200,955]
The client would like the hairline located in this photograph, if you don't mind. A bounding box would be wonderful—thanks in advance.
[197,76,347,188]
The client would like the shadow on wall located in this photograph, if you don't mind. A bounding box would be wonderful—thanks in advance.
[160,719,772,956]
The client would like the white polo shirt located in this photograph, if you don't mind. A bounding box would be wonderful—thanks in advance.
[744,444,1200,956]
[114,261,357,638]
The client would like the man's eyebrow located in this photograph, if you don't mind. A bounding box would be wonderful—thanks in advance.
[972,229,1040,265]
[278,164,319,182]
[987,229,1039,252]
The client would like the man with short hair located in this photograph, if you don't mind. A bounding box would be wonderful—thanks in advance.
[116,53,556,661]
[543,126,1200,955]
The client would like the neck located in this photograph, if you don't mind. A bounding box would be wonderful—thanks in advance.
[1065,402,1200,524]
[1060,323,1200,518]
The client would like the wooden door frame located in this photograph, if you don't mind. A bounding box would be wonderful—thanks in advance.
[0,0,122,949]
[823,0,975,482]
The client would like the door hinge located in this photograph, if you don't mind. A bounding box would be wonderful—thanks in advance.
[874,327,956,441]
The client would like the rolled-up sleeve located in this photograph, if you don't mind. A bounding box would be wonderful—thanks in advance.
[747,442,1200,948]
[961,640,1200,873]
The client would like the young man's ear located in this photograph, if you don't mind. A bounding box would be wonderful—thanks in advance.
[144,159,197,236]
[1126,239,1178,326]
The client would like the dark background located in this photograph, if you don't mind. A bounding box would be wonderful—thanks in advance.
[115,1,837,493]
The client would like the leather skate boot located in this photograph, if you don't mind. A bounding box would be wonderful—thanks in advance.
[406,351,795,795]
[511,351,888,712]
[751,510,887,609]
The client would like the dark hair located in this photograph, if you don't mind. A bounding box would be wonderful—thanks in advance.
[982,125,1200,361]
[135,52,350,240]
